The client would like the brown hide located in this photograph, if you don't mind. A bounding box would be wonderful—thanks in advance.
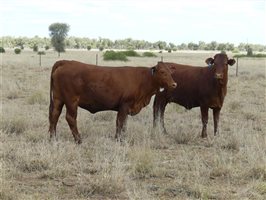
[49,60,176,143]
[153,53,235,137]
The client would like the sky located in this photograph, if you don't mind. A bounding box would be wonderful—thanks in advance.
[0,0,265,45]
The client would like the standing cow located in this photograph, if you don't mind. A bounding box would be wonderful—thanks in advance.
[49,60,177,143]
[153,53,236,137]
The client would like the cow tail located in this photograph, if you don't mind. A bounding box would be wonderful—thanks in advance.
[49,72,54,120]
[49,61,64,122]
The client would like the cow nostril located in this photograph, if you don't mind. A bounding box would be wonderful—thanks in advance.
[172,83,177,88]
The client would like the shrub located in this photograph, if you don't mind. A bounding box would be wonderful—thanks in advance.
[103,50,128,61]
[167,49,172,53]
[87,46,92,51]
[232,48,239,53]
[122,50,140,57]
[14,48,21,54]
[221,50,226,54]
[142,52,157,57]
[99,46,104,51]
[45,45,50,50]
[37,51,45,55]
[0,47,5,53]
[33,44,38,52]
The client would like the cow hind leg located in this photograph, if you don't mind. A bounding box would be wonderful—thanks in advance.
[200,106,209,138]
[49,99,64,140]
[65,104,82,144]
[213,108,221,136]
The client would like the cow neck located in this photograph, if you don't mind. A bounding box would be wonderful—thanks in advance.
[213,67,228,104]
[146,68,160,94]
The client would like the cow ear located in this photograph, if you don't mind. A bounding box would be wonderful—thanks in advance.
[151,66,156,75]
[228,59,236,66]
[205,58,214,65]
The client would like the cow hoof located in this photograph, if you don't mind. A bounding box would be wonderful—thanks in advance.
[201,135,207,139]
[76,139,82,144]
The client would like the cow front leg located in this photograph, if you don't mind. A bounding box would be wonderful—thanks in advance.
[200,106,209,138]
[115,106,128,142]
[213,108,221,136]
[153,92,168,134]
[65,104,81,144]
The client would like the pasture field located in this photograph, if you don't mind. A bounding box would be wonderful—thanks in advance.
[0,50,265,199]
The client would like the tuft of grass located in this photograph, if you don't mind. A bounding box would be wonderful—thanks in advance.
[27,90,47,105]
[256,183,266,195]
[243,112,257,121]
[221,135,240,151]
[76,177,125,198]
[129,146,155,178]
[6,90,20,100]
[173,131,194,144]
[92,112,114,122]
[228,100,242,112]
[210,166,231,178]
[19,158,50,172]
[0,187,17,200]
[247,166,266,180]
[1,118,27,134]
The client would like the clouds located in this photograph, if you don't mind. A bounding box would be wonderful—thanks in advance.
[0,0,265,44]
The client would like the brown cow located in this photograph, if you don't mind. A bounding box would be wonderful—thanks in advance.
[153,53,236,138]
[49,60,177,143]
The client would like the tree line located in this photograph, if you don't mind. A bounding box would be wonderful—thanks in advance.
[1,35,265,53]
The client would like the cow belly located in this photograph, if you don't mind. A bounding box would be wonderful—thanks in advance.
[78,97,119,113]
[171,97,199,110]
[79,103,117,113]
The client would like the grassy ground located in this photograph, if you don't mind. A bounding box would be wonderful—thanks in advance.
[1,50,265,199]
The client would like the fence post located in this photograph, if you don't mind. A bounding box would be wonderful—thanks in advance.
[161,56,163,62]
[236,57,239,77]
[96,54,98,66]
[39,54,42,67]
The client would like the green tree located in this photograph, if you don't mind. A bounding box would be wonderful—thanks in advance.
[210,41,218,50]
[246,45,253,56]
[49,23,70,57]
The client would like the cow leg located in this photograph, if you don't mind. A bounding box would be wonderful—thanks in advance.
[115,105,128,142]
[200,106,209,138]
[49,99,64,140]
[153,93,168,134]
[213,108,221,136]
[65,104,81,144]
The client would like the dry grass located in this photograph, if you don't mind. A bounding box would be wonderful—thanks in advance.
[0,50,265,199]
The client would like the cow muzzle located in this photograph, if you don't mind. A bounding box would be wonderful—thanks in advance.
[215,73,223,79]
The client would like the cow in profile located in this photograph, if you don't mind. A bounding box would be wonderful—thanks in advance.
[49,60,177,143]
[153,53,236,137]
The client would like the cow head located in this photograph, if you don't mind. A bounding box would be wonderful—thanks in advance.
[152,62,177,89]
[205,53,236,80]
